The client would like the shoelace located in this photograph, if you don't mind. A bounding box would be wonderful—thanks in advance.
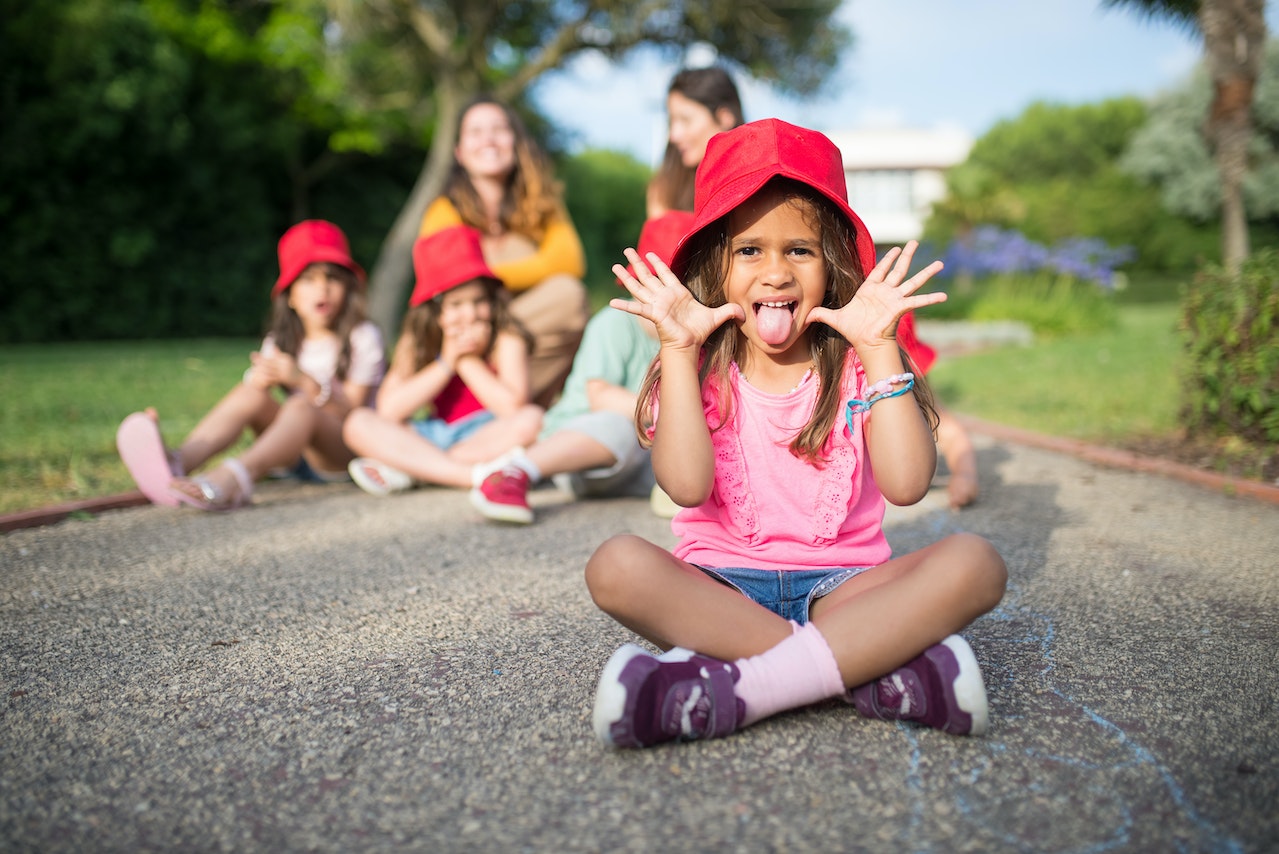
[484,468,527,500]
[876,672,921,718]
[665,681,711,738]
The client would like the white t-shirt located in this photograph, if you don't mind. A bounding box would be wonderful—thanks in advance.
[260,321,386,393]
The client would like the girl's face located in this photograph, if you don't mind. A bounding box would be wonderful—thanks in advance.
[724,191,828,357]
[667,91,736,169]
[288,265,348,332]
[455,103,517,181]
[438,280,493,333]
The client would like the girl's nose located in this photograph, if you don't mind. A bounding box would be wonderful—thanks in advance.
[759,253,793,286]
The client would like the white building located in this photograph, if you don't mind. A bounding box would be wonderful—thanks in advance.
[825,127,973,246]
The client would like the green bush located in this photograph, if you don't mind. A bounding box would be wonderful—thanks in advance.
[967,274,1118,337]
[0,1,424,344]
[922,273,1119,337]
[1180,250,1279,443]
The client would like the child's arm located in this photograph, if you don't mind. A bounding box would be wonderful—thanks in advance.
[455,328,531,415]
[336,323,386,412]
[375,335,455,424]
[807,241,947,506]
[611,248,743,507]
[585,379,638,418]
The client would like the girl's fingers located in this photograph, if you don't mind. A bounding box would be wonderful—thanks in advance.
[711,302,746,327]
[870,246,902,280]
[896,260,946,296]
[608,297,647,317]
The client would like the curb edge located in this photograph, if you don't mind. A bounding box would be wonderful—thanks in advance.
[957,414,1279,506]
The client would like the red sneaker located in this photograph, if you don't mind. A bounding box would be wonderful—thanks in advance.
[469,467,533,524]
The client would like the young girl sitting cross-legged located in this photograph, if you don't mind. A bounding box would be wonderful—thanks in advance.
[115,220,385,511]
[585,119,1008,749]
[344,225,542,495]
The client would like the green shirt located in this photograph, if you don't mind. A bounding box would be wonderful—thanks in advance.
[541,307,659,438]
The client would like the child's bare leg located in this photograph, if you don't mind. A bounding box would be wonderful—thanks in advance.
[299,407,355,474]
[234,395,323,480]
[344,408,475,488]
[586,534,792,657]
[172,394,319,502]
[809,532,1006,687]
[447,404,542,464]
[936,408,979,509]
[524,430,618,479]
[177,383,279,475]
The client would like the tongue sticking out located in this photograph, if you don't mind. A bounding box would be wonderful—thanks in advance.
[756,304,793,346]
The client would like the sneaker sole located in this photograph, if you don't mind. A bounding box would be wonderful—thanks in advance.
[468,489,533,524]
[592,643,655,747]
[348,458,412,496]
[935,635,989,736]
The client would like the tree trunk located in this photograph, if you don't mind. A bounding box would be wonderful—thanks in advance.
[366,85,466,339]
[1198,0,1266,274]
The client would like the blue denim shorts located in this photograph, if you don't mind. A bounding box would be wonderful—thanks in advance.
[697,566,871,624]
[411,410,495,449]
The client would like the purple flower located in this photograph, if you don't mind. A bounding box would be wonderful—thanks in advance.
[939,227,1134,290]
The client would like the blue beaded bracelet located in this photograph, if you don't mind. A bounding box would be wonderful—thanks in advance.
[845,376,916,432]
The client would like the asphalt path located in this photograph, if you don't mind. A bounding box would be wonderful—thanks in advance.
[2,435,1276,852]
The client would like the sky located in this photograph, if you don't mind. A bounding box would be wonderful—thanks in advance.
[532,0,1279,166]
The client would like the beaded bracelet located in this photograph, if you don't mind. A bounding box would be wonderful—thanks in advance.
[863,372,914,400]
[845,374,916,432]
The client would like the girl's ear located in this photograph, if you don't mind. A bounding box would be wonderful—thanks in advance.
[714,107,737,131]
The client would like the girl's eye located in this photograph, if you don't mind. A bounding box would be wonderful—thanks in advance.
[735,245,759,257]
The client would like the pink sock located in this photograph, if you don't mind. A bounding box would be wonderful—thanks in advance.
[734,621,846,726]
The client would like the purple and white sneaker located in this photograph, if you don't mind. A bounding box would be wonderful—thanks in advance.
[592,644,744,748]
[849,635,989,736]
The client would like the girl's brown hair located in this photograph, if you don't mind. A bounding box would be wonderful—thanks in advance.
[398,277,532,373]
[445,95,564,241]
[267,262,366,380]
[636,178,938,463]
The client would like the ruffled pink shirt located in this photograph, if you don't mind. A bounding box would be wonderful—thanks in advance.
[667,354,890,572]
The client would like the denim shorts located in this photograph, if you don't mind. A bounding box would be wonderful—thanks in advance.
[411,410,495,449]
[697,566,871,624]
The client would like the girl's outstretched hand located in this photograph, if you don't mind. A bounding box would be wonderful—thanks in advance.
[610,249,744,353]
[807,240,947,352]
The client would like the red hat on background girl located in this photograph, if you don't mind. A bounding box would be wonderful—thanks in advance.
[669,118,877,280]
[410,226,502,307]
[274,220,366,296]
[623,210,697,282]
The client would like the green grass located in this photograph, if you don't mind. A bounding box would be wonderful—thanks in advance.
[0,339,256,514]
[930,303,1182,442]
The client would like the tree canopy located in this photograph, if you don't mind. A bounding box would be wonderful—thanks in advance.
[1122,39,1279,222]
[923,98,1222,273]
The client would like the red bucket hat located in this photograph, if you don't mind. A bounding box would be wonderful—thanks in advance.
[410,225,501,307]
[274,220,366,296]
[622,210,696,282]
[669,118,877,280]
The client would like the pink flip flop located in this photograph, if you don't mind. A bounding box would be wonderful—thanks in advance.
[116,411,181,507]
